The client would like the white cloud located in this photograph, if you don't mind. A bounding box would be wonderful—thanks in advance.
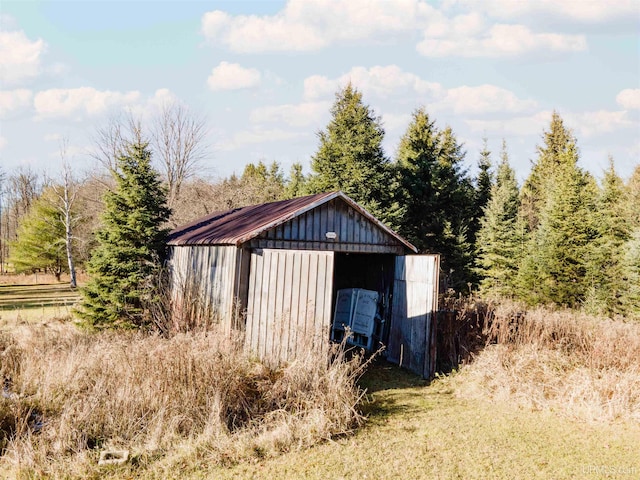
[381,112,413,134]
[616,89,640,110]
[304,65,443,100]
[458,0,638,24]
[207,62,261,91]
[417,22,586,57]
[0,89,32,117]
[34,87,141,120]
[466,109,635,139]
[202,0,438,53]
[250,101,330,127]
[435,84,537,115]
[565,110,634,137]
[466,110,553,136]
[303,65,535,116]
[0,135,6,150]
[0,29,46,85]
[215,127,306,151]
[202,0,590,57]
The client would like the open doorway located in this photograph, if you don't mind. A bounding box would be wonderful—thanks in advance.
[331,253,396,351]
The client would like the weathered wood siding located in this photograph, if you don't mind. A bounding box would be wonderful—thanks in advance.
[249,198,404,254]
[245,249,334,364]
[169,245,239,328]
[388,255,440,379]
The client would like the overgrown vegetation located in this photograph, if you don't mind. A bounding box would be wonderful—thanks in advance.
[455,300,640,423]
[0,325,367,478]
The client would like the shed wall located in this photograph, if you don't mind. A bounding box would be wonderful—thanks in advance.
[245,249,334,364]
[169,245,239,329]
[250,198,404,254]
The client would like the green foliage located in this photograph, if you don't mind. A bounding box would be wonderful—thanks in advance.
[475,143,525,298]
[520,111,577,233]
[390,108,475,289]
[8,188,69,280]
[471,138,493,244]
[621,229,640,318]
[285,162,306,199]
[583,159,632,316]
[78,140,170,329]
[306,83,392,219]
[517,151,599,307]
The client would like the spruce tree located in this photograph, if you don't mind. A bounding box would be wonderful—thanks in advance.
[79,140,170,329]
[472,138,493,240]
[306,83,392,219]
[391,108,474,289]
[520,111,576,232]
[584,159,631,316]
[475,142,524,298]
[517,148,598,307]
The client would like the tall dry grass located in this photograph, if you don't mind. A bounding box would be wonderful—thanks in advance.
[453,299,640,424]
[0,325,367,478]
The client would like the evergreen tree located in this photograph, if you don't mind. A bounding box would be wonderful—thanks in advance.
[520,111,577,232]
[285,162,306,199]
[472,138,493,241]
[621,165,640,318]
[306,84,392,219]
[9,188,69,280]
[622,229,640,319]
[584,159,631,316]
[627,165,640,228]
[79,140,170,329]
[517,149,598,307]
[475,142,524,298]
[390,108,474,289]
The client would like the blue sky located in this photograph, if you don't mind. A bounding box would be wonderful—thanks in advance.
[1,0,639,184]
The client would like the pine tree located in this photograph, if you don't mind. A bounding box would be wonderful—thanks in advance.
[520,111,577,232]
[475,142,524,298]
[390,108,475,289]
[78,140,170,329]
[584,159,632,316]
[285,162,306,199]
[472,138,493,239]
[306,83,392,219]
[621,165,640,318]
[622,230,640,319]
[518,148,598,307]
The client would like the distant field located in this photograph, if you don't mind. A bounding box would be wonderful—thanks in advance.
[0,283,80,326]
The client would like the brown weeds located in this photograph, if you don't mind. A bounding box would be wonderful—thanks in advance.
[0,325,366,478]
[454,299,640,424]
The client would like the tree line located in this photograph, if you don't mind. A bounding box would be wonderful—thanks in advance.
[1,84,638,328]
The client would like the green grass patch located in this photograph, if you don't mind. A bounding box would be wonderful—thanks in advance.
[203,363,639,480]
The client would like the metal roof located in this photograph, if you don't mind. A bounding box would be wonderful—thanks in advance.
[167,191,417,252]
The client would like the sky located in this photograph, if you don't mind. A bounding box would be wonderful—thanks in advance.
[1,0,639,185]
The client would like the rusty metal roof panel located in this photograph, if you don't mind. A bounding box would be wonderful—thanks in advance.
[167,191,417,252]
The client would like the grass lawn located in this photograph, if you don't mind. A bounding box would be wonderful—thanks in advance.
[203,363,640,480]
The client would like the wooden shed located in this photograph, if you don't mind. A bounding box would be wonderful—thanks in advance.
[167,191,440,378]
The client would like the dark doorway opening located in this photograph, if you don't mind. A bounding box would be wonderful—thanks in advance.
[332,253,396,350]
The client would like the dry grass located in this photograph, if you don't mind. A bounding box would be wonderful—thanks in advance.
[0,324,367,479]
[454,300,640,424]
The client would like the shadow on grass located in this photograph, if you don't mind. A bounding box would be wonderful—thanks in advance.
[357,358,432,420]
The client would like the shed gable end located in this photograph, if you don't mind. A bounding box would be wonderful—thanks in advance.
[250,198,404,254]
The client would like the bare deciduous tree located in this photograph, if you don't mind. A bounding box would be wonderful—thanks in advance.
[90,112,145,176]
[152,101,209,209]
